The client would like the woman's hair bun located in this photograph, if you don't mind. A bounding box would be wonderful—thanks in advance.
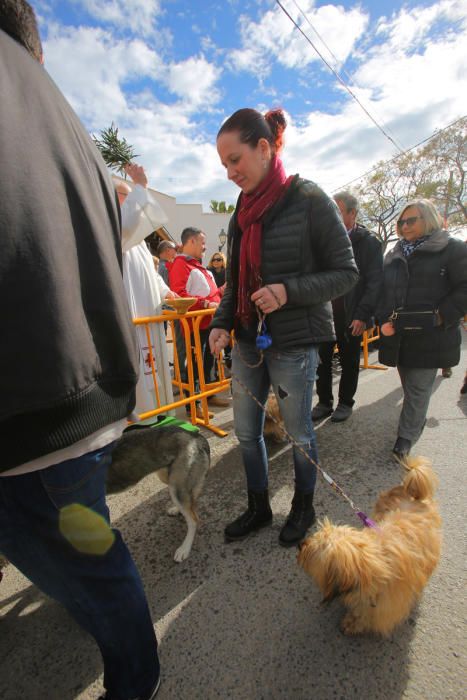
[264,109,287,153]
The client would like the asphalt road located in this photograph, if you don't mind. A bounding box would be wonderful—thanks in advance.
[1,338,466,700]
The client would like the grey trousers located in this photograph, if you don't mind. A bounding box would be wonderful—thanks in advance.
[397,366,437,443]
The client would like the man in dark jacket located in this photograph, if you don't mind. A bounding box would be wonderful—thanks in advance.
[0,4,160,699]
[156,239,177,286]
[313,191,383,422]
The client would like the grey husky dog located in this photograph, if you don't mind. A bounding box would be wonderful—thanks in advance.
[0,426,209,577]
[107,425,211,562]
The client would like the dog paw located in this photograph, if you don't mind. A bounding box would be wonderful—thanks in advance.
[167,505,179,517]
[174,545,190,562]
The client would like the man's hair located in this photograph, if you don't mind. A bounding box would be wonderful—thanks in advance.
[334,191,358,213]
[181,227,202,246]
[0,0,43,62]
[156,240,176,256]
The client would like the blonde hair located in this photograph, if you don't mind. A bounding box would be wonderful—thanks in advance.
[397,199,443,236]
[209,251,226,267]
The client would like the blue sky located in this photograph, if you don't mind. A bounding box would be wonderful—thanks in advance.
[34,0,467,209]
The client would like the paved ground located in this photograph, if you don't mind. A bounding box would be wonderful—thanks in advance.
[1,338,466,700]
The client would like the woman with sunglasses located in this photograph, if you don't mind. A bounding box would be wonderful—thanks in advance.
[377,199,467,462]
[207,252,227,289]
[208,108,358,546]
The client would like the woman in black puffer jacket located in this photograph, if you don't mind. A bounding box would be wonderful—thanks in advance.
[377,198,467,461]
[209,108,358,547]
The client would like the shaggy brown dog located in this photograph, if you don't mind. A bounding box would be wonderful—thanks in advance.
[263,394,287,442]
[297,456,441,636]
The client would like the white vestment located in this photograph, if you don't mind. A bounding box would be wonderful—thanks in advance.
[121,184,174,415]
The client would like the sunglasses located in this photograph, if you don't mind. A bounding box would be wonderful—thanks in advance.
[397,215,424,228]
[212,257,223,262]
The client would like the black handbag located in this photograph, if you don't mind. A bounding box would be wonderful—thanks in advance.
[390,309,440,332]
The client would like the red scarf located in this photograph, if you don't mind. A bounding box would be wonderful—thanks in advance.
[236,156,292,326]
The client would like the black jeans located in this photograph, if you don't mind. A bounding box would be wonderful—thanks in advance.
[316,332,362,407]
[180,328,211,400]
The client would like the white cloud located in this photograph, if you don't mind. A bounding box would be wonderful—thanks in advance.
[75,0,163,36]
[281,1,467,194]
[40,0,467,213]
[163,56,222,109]
[227,1,368,76]
[43,24,223,124]
[353,2,467,135]
[44,25,163,127]
[42,23,227,206]
[375,0,465,49]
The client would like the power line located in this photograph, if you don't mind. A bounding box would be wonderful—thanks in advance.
[332,115,466,193]
[274,0,405,154]
[288,0,406,152]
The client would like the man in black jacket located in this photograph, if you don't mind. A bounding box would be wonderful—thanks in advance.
[0,3,160,699]
[156,239,178,286]
[313,191,383,422]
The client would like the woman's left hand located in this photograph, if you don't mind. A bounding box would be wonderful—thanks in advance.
[251,284,287,314]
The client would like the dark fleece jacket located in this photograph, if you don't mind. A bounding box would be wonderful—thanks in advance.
[0,30,139,470]
[343,223,383,327]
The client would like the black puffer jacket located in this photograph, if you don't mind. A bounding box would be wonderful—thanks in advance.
[377,230,467,368]
[211,176,359,349]
[343,224,383,326]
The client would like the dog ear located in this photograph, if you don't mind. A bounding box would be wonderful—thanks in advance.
[346,539,391,596]
[320,527,381,600]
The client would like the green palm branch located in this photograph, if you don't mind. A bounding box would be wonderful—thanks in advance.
[93,123,139,177]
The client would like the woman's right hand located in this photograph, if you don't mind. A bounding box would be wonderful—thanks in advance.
[209,328,231,356]
[381,321,395,336]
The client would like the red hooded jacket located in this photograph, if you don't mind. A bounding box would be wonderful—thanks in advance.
[168,255,221,329]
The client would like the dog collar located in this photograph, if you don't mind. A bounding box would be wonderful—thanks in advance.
[356,511,379,529]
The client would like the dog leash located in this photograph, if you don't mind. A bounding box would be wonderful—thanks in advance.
[225,337,378,530]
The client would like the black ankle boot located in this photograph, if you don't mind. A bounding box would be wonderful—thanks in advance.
[224,489,273,541]
[279,490,315,547]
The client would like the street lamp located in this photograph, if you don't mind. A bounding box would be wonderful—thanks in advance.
[218,228,227,252]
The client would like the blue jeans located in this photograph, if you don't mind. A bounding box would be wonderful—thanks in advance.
[0,444,159,700]
[232,340,319,493]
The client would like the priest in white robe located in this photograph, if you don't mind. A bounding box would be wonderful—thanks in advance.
[115,164,177,415]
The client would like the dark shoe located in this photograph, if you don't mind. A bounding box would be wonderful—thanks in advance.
[98,676,161,700]
[279,490,316,547]
[392,436,412,463]
[461,375,467,395]
[330,402,353,422]
[312,402,333,421]
[442,367,452,378]
[224,490,272,541]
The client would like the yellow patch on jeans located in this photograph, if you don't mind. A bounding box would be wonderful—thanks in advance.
[59,504,115,555]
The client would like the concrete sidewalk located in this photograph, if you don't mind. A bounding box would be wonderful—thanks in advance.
[1,339,466,700]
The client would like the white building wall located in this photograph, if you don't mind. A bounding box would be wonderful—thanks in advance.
[114,176,232,263]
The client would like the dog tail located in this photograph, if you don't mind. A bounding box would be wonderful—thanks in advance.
[402,455,438,500]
